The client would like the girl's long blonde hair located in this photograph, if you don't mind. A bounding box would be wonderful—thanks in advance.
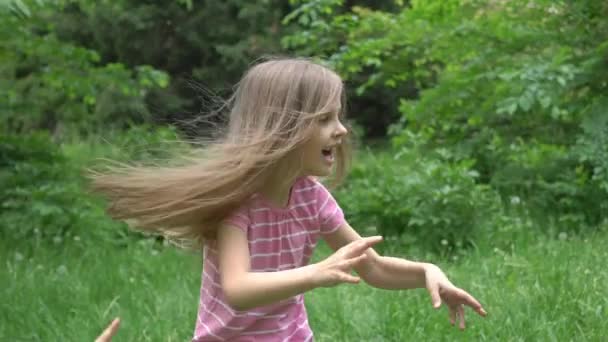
[88,57,352,246]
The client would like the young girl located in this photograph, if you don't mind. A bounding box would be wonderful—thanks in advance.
[91,57,486,341]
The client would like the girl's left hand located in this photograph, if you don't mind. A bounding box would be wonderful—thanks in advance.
[424,264,487,329]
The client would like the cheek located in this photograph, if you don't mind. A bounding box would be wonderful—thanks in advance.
[305,146,319,160]
[296,143,315,161]
[303,137,321,152]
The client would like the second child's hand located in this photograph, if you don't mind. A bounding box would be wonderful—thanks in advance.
[95,318,120,342]
[424,264,487,329]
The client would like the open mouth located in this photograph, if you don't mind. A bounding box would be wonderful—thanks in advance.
[321,147,334,163]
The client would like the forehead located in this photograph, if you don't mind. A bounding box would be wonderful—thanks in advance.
[318,106,341,116]
[325,100,342,111]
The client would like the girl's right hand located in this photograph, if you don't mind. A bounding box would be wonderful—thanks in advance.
[312,236,382,287]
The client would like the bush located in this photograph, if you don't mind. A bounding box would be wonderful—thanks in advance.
[1,2,169,138]
[286,0,608,230]
[0,132,117,244]
[489,140,606,231]
[0,127,186,246]
[336,146,502,254]
[63,124,186,169]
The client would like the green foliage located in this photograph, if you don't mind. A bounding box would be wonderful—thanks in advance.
[336,144,501,254]
[0,132,116,243]
[68,124,186,166]
[575,97,608,193]
[489,139,606,230]
[0,127,185,245]
[0,1,169,137]
[283,0,413,136]
[48,0,289,130]
[65,0,286,82]
[2,0,33,18]
[287,0,608,229]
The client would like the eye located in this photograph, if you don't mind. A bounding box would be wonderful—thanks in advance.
[318,114,331,123]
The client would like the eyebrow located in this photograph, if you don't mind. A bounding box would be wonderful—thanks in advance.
[319,108,340,114]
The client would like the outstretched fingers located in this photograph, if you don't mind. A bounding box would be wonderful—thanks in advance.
[345,236,383,257]
[339,272,361,284]
[427,283,442,309]
[337,254,368,284]
[440,287,487,329]
[459,289,487,317]
[449,306,456,326]
[447,305,466,329]
[343,253,367,268]
[457,305,466,330]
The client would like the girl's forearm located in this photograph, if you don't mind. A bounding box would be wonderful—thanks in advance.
[364,256,431,290]
[223,264,318,311]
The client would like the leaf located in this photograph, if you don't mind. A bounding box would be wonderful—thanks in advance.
[507,102,518,115]
[539,96,552,109]
[7,0,31,18]
[518,94,533,112]
[84,95,96,106]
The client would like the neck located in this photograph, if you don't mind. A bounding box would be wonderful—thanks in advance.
[259,169,299,208]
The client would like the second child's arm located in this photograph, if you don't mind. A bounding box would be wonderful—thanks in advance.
[217,224,382,311]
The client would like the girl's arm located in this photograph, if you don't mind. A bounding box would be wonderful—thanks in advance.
[323,222,487,329]
[217,224,382,311]
[323,222,429,289]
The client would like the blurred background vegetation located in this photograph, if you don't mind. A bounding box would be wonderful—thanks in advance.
[2,0,606,251]
[1,0,607,340]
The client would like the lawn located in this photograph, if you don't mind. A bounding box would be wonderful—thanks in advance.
[1,228,606,341]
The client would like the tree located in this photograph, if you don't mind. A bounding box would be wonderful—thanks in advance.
[285,0,608,227]
[1,0,169,136]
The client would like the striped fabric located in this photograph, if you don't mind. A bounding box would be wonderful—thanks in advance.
[192,176,345,341]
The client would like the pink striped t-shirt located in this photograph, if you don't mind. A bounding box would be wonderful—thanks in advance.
[192,176,345,341]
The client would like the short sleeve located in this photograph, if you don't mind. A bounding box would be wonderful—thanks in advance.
[222,203,250,233]
[315,181,346,234]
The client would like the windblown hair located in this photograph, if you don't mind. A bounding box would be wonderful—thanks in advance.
[88,57,352,247]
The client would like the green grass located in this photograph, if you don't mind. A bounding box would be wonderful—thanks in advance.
[2,230,607,341]
[308,234,608,341]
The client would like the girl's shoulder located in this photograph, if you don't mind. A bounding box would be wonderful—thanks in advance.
[293,176,325,195]
[302,176,333,191]
[235,176,326,214]
[298,175,319,187]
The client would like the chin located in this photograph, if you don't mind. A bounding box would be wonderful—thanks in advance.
[302,164,333,177]
[316,168,333,177]
[303,170,327,178]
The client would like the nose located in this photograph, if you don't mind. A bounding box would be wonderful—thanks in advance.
[333,121,348,138]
